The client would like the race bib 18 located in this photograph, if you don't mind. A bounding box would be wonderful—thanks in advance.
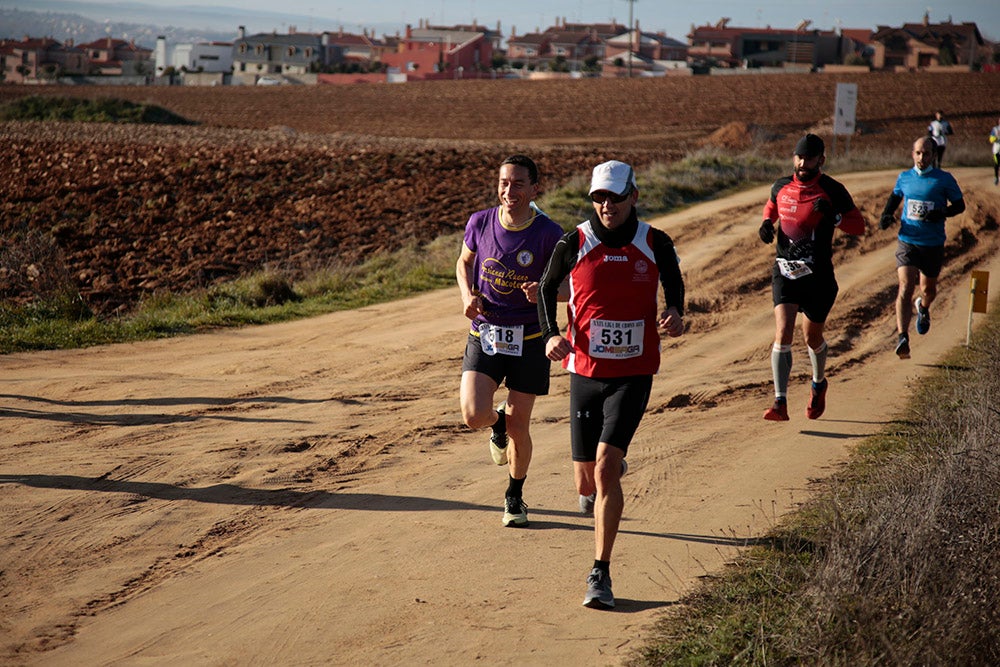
[478,323,524,357]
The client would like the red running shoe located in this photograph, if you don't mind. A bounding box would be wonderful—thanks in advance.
[763,398,789,421]
[806,379,828,420]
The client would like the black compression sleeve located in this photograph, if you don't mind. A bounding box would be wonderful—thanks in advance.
[882,193,903,217]
[537,231,577,341]
[652,230,685,316]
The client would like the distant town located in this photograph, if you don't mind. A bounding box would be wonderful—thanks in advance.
[2,10,998,86]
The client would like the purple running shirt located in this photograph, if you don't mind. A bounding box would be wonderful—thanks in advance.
[463,206,563,335]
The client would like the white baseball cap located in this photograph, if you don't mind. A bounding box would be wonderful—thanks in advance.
[589,160,637,196]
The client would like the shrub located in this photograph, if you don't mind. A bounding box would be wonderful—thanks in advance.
[0,228,90,321]
[0,96,193,125]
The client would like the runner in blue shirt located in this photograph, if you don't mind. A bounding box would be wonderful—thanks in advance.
[879,136,965,358]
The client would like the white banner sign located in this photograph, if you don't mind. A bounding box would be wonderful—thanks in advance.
[833,83,858,136]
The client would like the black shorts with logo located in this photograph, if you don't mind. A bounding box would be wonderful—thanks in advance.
[569,373,653,461]
[771,263,839,324]
[462,333,551,396]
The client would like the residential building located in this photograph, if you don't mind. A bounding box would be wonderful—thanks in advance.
[0,37,87,82]
[381,20,492,77]
[429,20,503,51]
[77,37,153,76]
[507,17,627,71]
[545,29,601,70]
[232,26,339,78]
[506,31,551,69]
[687,18,849,70]
[549,18,628,42]
[840,29,875,65]
[871,15,984,70]
[326,28,384,68]
[155,36,233,77]
[605,27,688,74]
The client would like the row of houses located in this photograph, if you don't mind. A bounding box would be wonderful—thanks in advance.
[2,13,993,85]
[689,15,987,71]
[0,36,153,83]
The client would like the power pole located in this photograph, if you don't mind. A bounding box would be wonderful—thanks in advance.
[625,0,636,77]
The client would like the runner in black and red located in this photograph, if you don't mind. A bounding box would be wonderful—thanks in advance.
[538,160,685,609]
[757,134,865,421]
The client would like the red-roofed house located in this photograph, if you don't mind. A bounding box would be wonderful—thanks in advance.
[507,17,629,71]
[78,37,153,76]
[326,28,383,67]
[871,16,984,70]
[0,37,87,83]
[840,28,875,63]
[380,20,493,78]
[547,18,628,41]
[605,27,689,74]
[506,31,551,69]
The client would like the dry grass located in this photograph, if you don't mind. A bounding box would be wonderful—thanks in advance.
[634,306,1000,665]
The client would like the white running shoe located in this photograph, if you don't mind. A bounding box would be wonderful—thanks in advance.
[502,496,528,527]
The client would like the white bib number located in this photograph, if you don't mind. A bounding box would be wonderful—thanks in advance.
[589,319,644,359]
[906,199,934,221]
[478,323,524,357]
[776,257,813,280]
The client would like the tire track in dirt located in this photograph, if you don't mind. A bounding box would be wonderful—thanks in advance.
[1,170,998,665]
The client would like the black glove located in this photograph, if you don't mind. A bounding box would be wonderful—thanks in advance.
[758,219,775,244]
[879,214,895,230]
[925,209,946,224]
[812,198,831,215]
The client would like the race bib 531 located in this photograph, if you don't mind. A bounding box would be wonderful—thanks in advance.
[589,319,644,359]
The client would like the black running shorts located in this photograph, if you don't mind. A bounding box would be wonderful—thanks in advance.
[462,333,551,396]
[771,264,839,324]
[569,373,653,461]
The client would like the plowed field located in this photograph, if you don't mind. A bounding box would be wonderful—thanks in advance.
[1,72,998,313]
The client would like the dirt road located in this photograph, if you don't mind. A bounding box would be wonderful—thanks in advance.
[2,169,999,665]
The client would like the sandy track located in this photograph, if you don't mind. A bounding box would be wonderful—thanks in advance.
[2,169,999,665]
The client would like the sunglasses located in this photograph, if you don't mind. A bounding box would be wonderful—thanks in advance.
[590,188,632,204]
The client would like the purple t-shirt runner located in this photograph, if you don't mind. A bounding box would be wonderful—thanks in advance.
[463,206,563,336]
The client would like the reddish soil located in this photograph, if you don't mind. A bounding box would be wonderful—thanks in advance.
[1,72,998,313]
[3,72,1000,665]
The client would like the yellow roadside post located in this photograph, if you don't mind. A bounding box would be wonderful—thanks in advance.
[966,270,990,346]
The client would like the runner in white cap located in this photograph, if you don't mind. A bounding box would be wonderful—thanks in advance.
[538,159,685,609]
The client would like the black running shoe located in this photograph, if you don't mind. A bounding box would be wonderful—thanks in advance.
[895,334,911,359]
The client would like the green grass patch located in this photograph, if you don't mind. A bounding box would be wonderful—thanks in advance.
[0,234,458,353]
[536,149,785,229]
[0,96,193,124]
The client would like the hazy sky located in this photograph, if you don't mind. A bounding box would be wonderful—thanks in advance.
[15,0,1000,41]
